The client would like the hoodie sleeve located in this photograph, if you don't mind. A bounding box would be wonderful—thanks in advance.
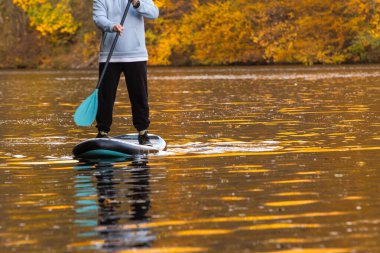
[134,0,159,20]
[93,0,116,33]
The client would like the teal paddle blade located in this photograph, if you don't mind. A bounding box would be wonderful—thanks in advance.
[73,89,99,126]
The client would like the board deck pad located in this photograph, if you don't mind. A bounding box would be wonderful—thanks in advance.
[73,134,166,159]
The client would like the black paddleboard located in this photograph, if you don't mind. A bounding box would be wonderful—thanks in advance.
[73,134,166,159]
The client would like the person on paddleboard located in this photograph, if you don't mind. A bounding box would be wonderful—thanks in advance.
[93,0,159,145]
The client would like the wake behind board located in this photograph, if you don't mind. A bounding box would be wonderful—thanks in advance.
[73,134,166,159]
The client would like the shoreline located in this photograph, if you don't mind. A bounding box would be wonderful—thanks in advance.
[1,62,380,71]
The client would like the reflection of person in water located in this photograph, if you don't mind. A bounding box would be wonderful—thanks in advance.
[95,159,155,251]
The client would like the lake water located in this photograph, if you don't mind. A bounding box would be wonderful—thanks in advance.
[0,65,380,253]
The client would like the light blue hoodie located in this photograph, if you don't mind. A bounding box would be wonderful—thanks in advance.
[93,0,159,62]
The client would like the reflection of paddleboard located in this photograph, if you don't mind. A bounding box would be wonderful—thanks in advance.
[73,134,166,159]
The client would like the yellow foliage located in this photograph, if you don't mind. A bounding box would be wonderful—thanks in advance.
[245,0,380,64]
[154,0,171,9]
[179,2,256,64]
[6,0,380,66]
[148,1,259,65]
[147,0,380,65]
[13,0,78,43]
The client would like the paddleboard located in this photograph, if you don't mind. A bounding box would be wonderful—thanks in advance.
[73,134,166,159]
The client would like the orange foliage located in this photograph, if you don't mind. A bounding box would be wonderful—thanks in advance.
[3,0,380,67]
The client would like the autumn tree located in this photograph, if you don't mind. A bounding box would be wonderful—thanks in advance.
[12,0,78,43]
[1,0,380,68]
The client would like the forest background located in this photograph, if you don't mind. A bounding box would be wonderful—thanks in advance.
[1,0,380,69]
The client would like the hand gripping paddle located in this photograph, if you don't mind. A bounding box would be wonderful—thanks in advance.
[74,0,132,126]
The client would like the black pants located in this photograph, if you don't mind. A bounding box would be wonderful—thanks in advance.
[96,61,150,132]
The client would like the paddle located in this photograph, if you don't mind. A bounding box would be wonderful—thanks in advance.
[74,0,132,126]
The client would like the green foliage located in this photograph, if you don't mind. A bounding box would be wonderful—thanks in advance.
[346,9,380,62]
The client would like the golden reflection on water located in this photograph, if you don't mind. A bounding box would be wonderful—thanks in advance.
[239,223,321,230]
[342,196,364,200]
[220,196,247,201]
[4,240,38,247]
[272,192,319,197]
[8,160,78,165]
[100,211,349,231]
[259,249,350,253]
[14,201,38,205]
[270,179,314,184]
[0,166,31,169]
[41,205,74,210]
[169,167,213,171]
[249,188,264,192]
[173,229,232,236]
[49,166,74,170]
[264,200,319,207]
[224,164,263,168]
[115,247,207,253]
[26,193,57,197]
[228,169,270,173]
[1,67,380,252]
[265,238,319,244]
[67,240,105,249]
[295,171,322,175]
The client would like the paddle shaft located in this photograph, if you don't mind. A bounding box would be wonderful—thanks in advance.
[96,0,132,89]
